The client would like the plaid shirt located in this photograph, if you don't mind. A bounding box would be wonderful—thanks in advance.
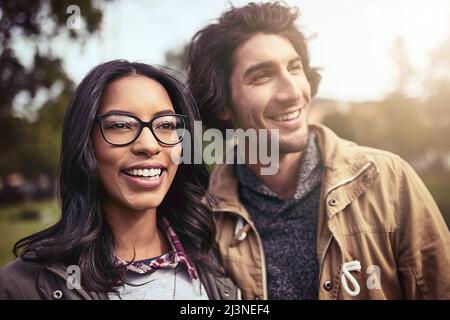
[115,217,198,280]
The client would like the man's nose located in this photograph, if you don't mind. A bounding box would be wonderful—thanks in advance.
[275,72,301,104]
[130,127,162,157]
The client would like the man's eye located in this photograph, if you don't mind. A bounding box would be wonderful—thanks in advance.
[253,72,271,82]
[289,64,303,73]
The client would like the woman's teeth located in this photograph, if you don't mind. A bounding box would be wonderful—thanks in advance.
[124,168,162,178]
[272,110,301,121]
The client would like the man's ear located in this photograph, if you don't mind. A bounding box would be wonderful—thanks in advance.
[218,109,231,120]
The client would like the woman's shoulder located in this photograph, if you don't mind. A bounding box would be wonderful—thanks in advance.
[0,257,47,299]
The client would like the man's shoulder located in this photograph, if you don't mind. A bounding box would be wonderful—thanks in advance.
[352,143,407,169]
[312,123,411,174]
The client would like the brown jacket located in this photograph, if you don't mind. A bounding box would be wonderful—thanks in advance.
[209,124,450,300]
[0,258,239,300]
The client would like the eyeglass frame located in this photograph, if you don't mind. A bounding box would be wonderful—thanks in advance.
[95,111,188,147]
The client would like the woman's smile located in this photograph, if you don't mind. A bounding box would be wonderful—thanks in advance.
[120,164,167,190]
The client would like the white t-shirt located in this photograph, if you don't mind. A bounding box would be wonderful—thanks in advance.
[108,265,209,300]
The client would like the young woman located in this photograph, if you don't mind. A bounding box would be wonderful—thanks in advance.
[0,60,238,300]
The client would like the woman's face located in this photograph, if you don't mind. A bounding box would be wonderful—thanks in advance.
[92,75,182,211]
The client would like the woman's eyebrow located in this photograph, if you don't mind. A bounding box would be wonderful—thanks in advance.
[100,109,135,116]
[99,109,175,117]
[152,109,175,117]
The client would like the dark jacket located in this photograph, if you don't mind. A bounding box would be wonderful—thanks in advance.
[0,257,240,300]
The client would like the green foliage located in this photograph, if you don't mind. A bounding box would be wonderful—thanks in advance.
[0,200,60,267]
[422,173,450,227]
[0,0,108,177]
[322,93,450,227]
[323,97,432,159]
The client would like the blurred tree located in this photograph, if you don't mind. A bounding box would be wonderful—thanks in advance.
[427,32,450,96]
[424,32,450,153]
[0,0,111,177]
[391,36,415,97]
[164,43,188,74]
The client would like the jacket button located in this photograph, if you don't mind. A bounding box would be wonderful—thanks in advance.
[254,296,261,300]
[223,289,230,297]
[328,199,338,207]
[53,290,63,299]
[362,173,370,182]
[323,280,333,291]
[237,231,247,241]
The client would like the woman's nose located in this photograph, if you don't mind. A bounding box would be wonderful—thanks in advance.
[130,127,162,157]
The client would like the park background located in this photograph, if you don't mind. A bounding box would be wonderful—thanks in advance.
[1,0,449,267]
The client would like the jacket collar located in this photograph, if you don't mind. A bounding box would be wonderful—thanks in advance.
[209,161,251,220]
[208,123,380,219]
[44,264,106,300]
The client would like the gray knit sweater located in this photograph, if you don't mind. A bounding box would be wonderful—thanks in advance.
[235,133,322,300]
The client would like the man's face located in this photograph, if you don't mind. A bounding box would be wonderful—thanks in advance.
[228,33,312,154]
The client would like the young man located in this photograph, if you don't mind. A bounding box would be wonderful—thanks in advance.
[187,2,450,300]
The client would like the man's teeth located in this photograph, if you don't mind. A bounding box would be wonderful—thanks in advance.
[272,110,301,121]
[125,168,162,177]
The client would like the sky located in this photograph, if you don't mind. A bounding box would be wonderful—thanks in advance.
[25,0,450,102]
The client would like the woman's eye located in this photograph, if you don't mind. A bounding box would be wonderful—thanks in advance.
[156,122,176,130]
[106,122,132,130]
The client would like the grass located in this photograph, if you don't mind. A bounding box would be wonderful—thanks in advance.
[0,199,60,267]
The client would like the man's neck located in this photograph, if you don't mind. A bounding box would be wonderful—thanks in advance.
[245,151,304,200]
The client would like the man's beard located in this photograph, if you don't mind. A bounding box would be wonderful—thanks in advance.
[278,128,309,154]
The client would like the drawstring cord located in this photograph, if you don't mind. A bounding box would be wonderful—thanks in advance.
[341,260,362,296]
[230,218,251,247]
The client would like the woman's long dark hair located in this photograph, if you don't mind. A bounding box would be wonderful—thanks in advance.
[13,60,220,293]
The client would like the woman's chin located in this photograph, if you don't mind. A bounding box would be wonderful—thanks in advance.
[124,197,162,212]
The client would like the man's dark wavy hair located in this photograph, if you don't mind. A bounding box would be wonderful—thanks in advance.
[187,1,321,131]
[13,60,220,293]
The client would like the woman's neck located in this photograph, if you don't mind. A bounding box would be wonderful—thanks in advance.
[103,200,170,262]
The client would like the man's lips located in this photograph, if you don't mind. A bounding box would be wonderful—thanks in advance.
[269,109,302,122]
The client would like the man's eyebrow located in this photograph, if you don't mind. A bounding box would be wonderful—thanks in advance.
[288,57,303,65]
[243,56,303,78]
[243,61,276,79]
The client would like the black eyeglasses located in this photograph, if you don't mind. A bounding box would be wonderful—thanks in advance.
[95,112,188,146]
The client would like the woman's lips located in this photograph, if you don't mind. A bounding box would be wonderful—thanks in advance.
[120,169,166,190]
